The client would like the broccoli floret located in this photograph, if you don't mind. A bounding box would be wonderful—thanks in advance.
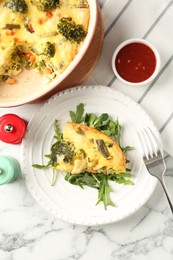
[42,42,55,57]
[5,0,28,13]
[31,0,59,12]
[57,17,86,43]
[51,140,74,164]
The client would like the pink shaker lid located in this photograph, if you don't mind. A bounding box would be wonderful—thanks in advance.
[0,114,27,144]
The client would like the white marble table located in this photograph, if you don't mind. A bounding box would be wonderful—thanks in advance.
[0,1,173,259]
[0,150,173,260]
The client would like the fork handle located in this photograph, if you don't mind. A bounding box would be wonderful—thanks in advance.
[158,177,173,214]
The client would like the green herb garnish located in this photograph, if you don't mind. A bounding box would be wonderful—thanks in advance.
[32,120,64,168]
[65,171,133,210]
[85,113,109,128]
[70,103,85,123]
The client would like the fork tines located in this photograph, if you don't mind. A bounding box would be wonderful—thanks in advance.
[136,128,160,160]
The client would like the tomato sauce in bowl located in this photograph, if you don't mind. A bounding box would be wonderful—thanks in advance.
[112,39,161,86]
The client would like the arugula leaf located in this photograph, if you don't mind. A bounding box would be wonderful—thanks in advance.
[70,103,85,123]
[84,113,108,128]
[65,172,98,189]
[108,119,121,143]
[32,161,52,169]
[84,113,96,127]
[98,118,121,145]
[54,119,62,141]
[93,174,115,209]
[114,178,134,185]
[121,146,134,153]
[65,172,113,208]
[32,119,63,169]
[65,172,134,209]
[51,169,57,186]
[92,113,109,128]
[108,173,134,185]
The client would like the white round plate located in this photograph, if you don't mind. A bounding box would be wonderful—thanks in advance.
[21,85,161,226]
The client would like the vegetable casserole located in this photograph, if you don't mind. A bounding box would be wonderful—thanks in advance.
[0,0,90,84]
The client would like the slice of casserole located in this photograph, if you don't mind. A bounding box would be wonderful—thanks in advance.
[54,122,126,174]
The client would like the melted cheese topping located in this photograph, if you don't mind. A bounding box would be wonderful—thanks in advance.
[0,0,89,81]
[55,122,126,174]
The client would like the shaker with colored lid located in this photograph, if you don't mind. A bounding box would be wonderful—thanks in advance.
[0,114,27,144]
[0,155,20,185]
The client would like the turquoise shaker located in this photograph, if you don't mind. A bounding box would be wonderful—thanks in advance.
[0,155,20,185]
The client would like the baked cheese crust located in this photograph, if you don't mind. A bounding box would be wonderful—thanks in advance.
[55,122,126,174]
[0,0,89,82]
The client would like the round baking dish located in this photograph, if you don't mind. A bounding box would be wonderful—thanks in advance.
[0,0,99,107]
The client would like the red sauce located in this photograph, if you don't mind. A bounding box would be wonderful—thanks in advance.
[115,42,156,83]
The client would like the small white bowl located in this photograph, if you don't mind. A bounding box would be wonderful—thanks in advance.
[112,38,161,86]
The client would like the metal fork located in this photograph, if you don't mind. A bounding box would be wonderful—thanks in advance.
[136,127,173,214]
